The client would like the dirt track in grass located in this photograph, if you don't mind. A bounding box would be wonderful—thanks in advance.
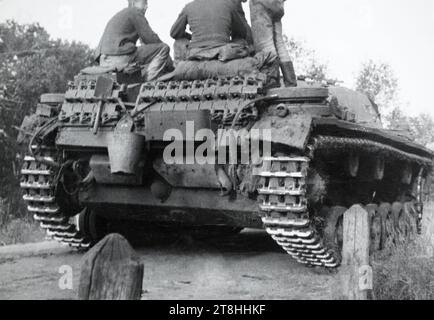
[0,229,337,300]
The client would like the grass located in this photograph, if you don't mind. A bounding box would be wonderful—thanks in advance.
[373,243,434,300]
[0,218,45,246]
[372,204,434,300]
[0,197,45,246]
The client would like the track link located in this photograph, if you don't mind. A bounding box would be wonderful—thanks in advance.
[20,151,90,249]
[256,156,341,268]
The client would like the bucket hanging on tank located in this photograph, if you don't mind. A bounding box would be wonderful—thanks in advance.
[107,115,146,175]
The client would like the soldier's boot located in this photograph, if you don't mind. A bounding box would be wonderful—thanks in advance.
[263,60,281,89]
[280,61,298,87]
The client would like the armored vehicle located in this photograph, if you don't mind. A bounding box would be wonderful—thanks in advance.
[19,69,433,268]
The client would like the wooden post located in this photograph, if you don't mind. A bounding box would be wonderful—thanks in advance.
[337,205,373,300]
[422,202,434,257]
[78,233,144,300]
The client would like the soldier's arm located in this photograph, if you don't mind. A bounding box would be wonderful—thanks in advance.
[131,11,162,44]
[170,7,190,40]
[234,2,253,44]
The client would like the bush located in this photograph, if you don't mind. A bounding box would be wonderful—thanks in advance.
[0,20,94,222]
[0,217,45,246]
[373,208,434,300]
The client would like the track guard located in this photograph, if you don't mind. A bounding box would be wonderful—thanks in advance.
[251,114,313,151]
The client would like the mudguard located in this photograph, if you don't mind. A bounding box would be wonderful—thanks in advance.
[251,114,313,151]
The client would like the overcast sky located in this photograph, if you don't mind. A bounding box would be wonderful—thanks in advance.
[0,0,433,117]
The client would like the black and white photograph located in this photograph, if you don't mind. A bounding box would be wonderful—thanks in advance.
[0,0,433,305]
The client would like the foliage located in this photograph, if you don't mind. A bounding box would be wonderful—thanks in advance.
[408,114,434,147]
[355,60,434,148]
[0,217,45,246]
[0,20,93,220]
[386,107,434,147]
[355,60,399,113]
[373,242,434,300]
[285,37,329,82]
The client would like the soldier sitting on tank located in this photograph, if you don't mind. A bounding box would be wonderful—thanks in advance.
[249,0,297,87]
[170,0,250,64]
[94,0,174,81]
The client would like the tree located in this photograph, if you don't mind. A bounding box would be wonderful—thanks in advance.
[285,37,329,82]
[385,107,434,147]
[0,20,93,219]
[386,107,411,132]
[408,113,434,147]
[355,60,399,114]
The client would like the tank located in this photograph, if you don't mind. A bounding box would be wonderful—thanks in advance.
[19,71,433,268]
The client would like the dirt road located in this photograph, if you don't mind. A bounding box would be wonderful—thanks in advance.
[0,229,338,300]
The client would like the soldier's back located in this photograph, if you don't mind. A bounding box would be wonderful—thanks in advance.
[185,0,234,48]
[97,8,143,56]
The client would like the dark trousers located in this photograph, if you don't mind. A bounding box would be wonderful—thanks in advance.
[100,43,174,81]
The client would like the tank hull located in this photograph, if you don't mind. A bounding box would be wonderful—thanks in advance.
[19,74,433,267]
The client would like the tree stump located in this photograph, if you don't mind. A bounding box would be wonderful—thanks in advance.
[78,233,144,300]
[337,205,372,300]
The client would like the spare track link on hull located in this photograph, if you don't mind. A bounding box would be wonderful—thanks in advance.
[20,151,90,249]
[257,157,341,268]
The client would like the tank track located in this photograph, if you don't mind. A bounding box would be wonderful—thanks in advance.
[257,156,342,268]
[311,135,429,235]
[310,136,433,166]
[20,150,90,249]
[256,136,429,268]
